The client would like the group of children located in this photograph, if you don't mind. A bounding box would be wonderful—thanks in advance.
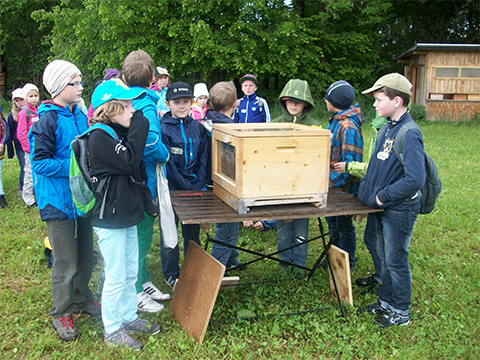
[1,47,425,348]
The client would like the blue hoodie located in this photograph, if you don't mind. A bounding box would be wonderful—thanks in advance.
[29,101,89,220]
[131,88,170,199]
[234,93,271,123]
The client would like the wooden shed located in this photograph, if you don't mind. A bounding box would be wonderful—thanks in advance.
[397,43,480,121]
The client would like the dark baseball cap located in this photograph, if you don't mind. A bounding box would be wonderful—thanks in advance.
[166,82,194,101]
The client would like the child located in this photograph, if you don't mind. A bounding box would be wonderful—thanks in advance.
[204,81,245,269]
[358,73,425,327]
[151,66,171,117]
[0,108,9,208]
[272,79,319,273]
[87,68,120,122]
[6,88,26,199]
[160,82,208,287]
[190,83,209,120]
[17,83,40,207]
[324,80,364,271]
[89,79,162,349]
[234,74,271,123]
[29,60,99,341]
[122,49,171,313]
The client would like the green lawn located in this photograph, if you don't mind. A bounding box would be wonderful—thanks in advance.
[0,121,479,359]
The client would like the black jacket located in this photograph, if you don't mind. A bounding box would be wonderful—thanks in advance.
[88,111,157,229]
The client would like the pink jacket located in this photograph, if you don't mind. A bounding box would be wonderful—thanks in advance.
[16,103,39,153]
[190,105,207,120]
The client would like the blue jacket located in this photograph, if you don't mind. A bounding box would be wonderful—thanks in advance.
[358,111,425,209]
[160,112,208,191]
[154,87,169,114]
[234,93,271,123]
[29,101,89,221]
[132,88,170,199]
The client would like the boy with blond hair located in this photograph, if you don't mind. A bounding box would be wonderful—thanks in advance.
[122,49,171,312]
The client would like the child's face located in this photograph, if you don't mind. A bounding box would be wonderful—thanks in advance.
[26,91,39,106]
[325,99,335,113]
[55,75,83,107]
[196,96,208,108]
[14,98,25,108]
[373,91,396,118]
[166,97,193,119]
[285,100,307,117]
[156,75,169,90]
[112,100,135,128]
[241,80,257,96]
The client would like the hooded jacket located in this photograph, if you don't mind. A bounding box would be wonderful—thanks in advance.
[88,112,157,229]
[131,88,170,199]
[29,101,89,221]
[160,112,208,191]
[272,79,320,127]
[17,103,39,153]
[327,104,364,195]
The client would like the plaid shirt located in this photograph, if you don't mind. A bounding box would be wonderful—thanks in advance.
[327,105,364,195]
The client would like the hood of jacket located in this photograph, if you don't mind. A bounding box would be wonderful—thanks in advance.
[278,79,315,115]
[37,100,80,118]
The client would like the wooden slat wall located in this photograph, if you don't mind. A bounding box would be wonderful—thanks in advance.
[426,100,480,121]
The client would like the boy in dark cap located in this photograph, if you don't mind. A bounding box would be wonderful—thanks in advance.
[160,82,208,287]
[234,74,271,123]
[325,80,364,271]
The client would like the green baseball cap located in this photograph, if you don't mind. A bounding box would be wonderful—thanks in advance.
[362,73,412,96]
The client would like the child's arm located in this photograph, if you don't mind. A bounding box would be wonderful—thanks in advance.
[334,161,368,178]
[329,126,363,188]
[140,105,169,165]
[16,109,30,153]
[259,98,271,123]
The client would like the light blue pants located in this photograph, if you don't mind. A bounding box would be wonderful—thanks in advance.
[95,226,139,334]
[276,218,310,267]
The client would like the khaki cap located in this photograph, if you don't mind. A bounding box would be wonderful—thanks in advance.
[362,73,412,96]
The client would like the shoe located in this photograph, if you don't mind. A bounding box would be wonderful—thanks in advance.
[105,328,143,350]
[357,300,386,315]
[164,276,178,288]
[52,314,79,341]
[73,301,101,316]
[0,195,8,208]
[227,259,247,271]
[123,317,161,335]
[376,310,410,328]
[142,281,171,301]
[356,274,380,288]
[137,291,165,313]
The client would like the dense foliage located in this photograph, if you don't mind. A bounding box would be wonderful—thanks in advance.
[1,0,479,102]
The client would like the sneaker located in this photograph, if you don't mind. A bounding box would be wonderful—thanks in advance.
[142,281,171,301]
[357,300,386,315]
[137,291,165,313]
[52,314,79,341]
[0,195,8,208]
[73,301,101,316]
[356,274,380,288]
[123,317,161,335]
[105,328,143,350]
[227,259,247,271]
[376,310,410,328]
[164,276,178,288]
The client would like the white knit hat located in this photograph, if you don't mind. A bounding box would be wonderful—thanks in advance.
[193,83,209,100]
[11,88,25,100]
[43,60,82,98]
[22,83,39,99]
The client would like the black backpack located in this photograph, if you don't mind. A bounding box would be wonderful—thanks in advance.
[378,121,442,214]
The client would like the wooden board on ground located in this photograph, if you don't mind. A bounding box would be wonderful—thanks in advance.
[221,276,239,289]
[327,245,353,306]
[170,241,225,344]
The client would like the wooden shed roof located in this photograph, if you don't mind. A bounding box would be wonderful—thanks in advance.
[396,43,480,60]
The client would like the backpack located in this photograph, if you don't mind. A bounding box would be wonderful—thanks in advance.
[20,106,38,123]
[378,121,442,214]
[69,124,119,218]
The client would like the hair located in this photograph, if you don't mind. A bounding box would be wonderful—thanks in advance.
[209,81,237,112]
[122,49,154,88]
[378,87,410,107]
[91,100,127,125]
[12,100,23,121]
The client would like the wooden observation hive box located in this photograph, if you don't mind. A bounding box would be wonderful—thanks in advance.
[211,123,331,214]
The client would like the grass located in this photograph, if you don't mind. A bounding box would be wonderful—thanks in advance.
[1,120,479,359]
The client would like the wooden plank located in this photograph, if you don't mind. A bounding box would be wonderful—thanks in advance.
[170,241,225,344]
[327,245,353,306]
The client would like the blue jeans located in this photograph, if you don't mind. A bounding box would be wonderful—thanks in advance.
[364,213,382,283]
[95,226,139,334]
[16,146,26,190]
[326,215,356,268]
[160,217,200,279]
[276,218,309,267]
[373,198,420,316]
[211,222,240,267]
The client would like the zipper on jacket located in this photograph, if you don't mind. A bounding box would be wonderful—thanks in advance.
[180,120,188,169]
[189,138,193,160]
[245,98,249,123]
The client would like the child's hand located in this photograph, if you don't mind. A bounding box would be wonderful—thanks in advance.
[243,221,254,227]
[376,195,383,206]
[252,221,264,231]
[334,162,345,173]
